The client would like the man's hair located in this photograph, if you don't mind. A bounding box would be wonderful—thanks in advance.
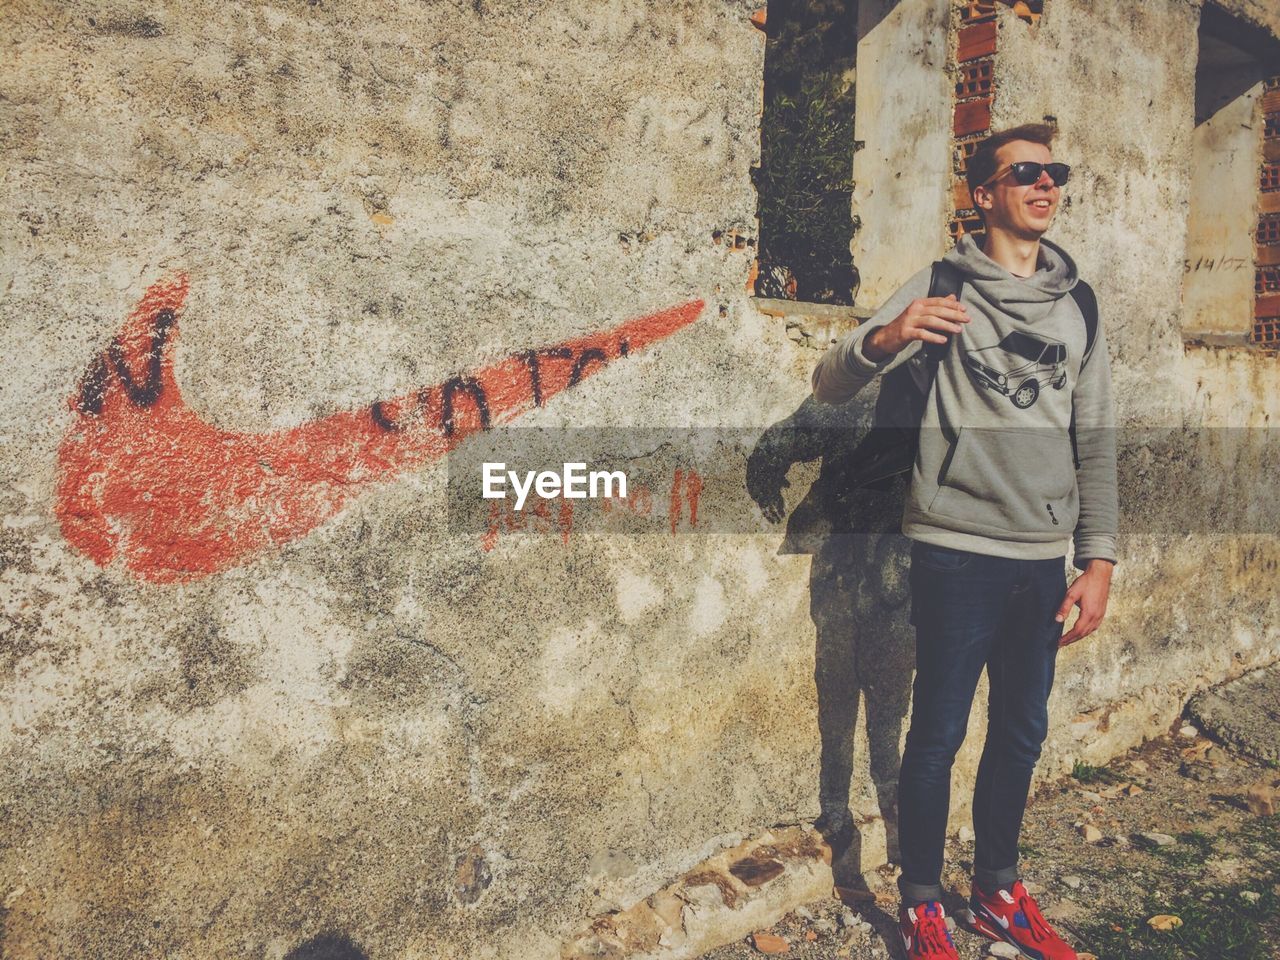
[965,123,1057,208]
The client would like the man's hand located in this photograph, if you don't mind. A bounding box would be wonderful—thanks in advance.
[863,294,970,361]
[1056,559,1114,647]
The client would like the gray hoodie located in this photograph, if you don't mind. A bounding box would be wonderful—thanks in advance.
[811,234,1118,571]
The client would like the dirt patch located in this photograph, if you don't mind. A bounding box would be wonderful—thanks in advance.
[696,723,1280,959]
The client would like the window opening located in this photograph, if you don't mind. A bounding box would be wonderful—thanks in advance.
[752,0,859,306]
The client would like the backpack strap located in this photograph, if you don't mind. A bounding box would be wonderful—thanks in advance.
[878,259,957,424]
[923,259,965,364]
[921,260,964,447]
[1067,278,1099,470]
[845,261,958,490]
[1069,279,1098,367]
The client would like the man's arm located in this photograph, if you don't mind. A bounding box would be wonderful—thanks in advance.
[1058,311,1119,646]
[810,267,949,404]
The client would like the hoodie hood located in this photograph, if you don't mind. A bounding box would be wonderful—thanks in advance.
[942,234,1078,323]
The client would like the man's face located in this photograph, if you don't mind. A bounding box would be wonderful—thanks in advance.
[974,139,1059,240]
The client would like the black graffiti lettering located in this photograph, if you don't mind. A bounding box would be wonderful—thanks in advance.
[441,376,490,437]
[106,309,176,409]
[370,388,433,434]
[77,309,175,414]
[569,348,608,387]
[520,350,541,407]
[369,402,399,432]
[521,347,572,408]
[75,353,110,415]
[521,344,617,405]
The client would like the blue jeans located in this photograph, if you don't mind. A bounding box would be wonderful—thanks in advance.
[897,540,1067,905]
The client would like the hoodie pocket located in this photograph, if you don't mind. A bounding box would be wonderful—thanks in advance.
[927,426,1077,536]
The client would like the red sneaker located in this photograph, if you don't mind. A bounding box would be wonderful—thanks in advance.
[898,901,959,959]
[967,879,1078,960]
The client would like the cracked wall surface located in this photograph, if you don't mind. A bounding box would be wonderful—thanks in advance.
[2,1,1279,958]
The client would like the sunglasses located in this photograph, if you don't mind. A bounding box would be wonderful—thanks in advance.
[981,161,1071,187]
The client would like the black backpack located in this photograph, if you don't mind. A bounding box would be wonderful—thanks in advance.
[841,260,1098,491]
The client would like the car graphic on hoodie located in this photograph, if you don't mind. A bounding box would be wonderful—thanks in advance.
[964,330,1068,409]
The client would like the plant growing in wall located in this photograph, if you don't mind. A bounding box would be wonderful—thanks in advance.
[753,0,859,306]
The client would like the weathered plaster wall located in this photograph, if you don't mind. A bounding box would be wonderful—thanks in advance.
[850,0,953,303]
[1184,81,1263,336]
[0,3,830,958]
[2,1,1278,959]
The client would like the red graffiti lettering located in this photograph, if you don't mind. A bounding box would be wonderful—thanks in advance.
[480,496,575,551]
[629,485,653,516]
[668,467,703,533]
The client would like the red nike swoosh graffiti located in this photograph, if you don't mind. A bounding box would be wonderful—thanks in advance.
[55,275,703,583]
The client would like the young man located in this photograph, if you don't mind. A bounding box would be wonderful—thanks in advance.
[811,124,1118,960]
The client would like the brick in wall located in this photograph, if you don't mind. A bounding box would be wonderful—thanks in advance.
[957,21,997,62]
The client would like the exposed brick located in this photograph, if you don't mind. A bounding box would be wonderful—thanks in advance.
[953,179,975,212]
[957,21,997,62]
[956,59,994,101]
[1262,191,1280,215]
[1251,316,1280,345]
[1263,164,1280,192]
[962,1,996,23]
[954,97,992,137]
[949,214,985,241]
[1258,267,1280,296]
[1267,115,1280,140]
[1258,214,1280,246]
[1008,0,1042,25]
[749,932,789,955]
[1259,245,1280,267]
[728,855,785,886]
[1257,294,1280,318]
[1267,140,1280,164]
[955,138,984,178]
[1263,89,1280,115]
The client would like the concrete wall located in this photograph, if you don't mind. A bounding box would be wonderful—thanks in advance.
[1,3,814,958]
[850,0,953,303]
[1184,81,1262,336]
[2,1,1278,958]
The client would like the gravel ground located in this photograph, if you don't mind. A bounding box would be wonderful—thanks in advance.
[695,724,1280,960]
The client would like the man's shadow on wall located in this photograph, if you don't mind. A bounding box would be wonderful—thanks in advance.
[747,392,915,897]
